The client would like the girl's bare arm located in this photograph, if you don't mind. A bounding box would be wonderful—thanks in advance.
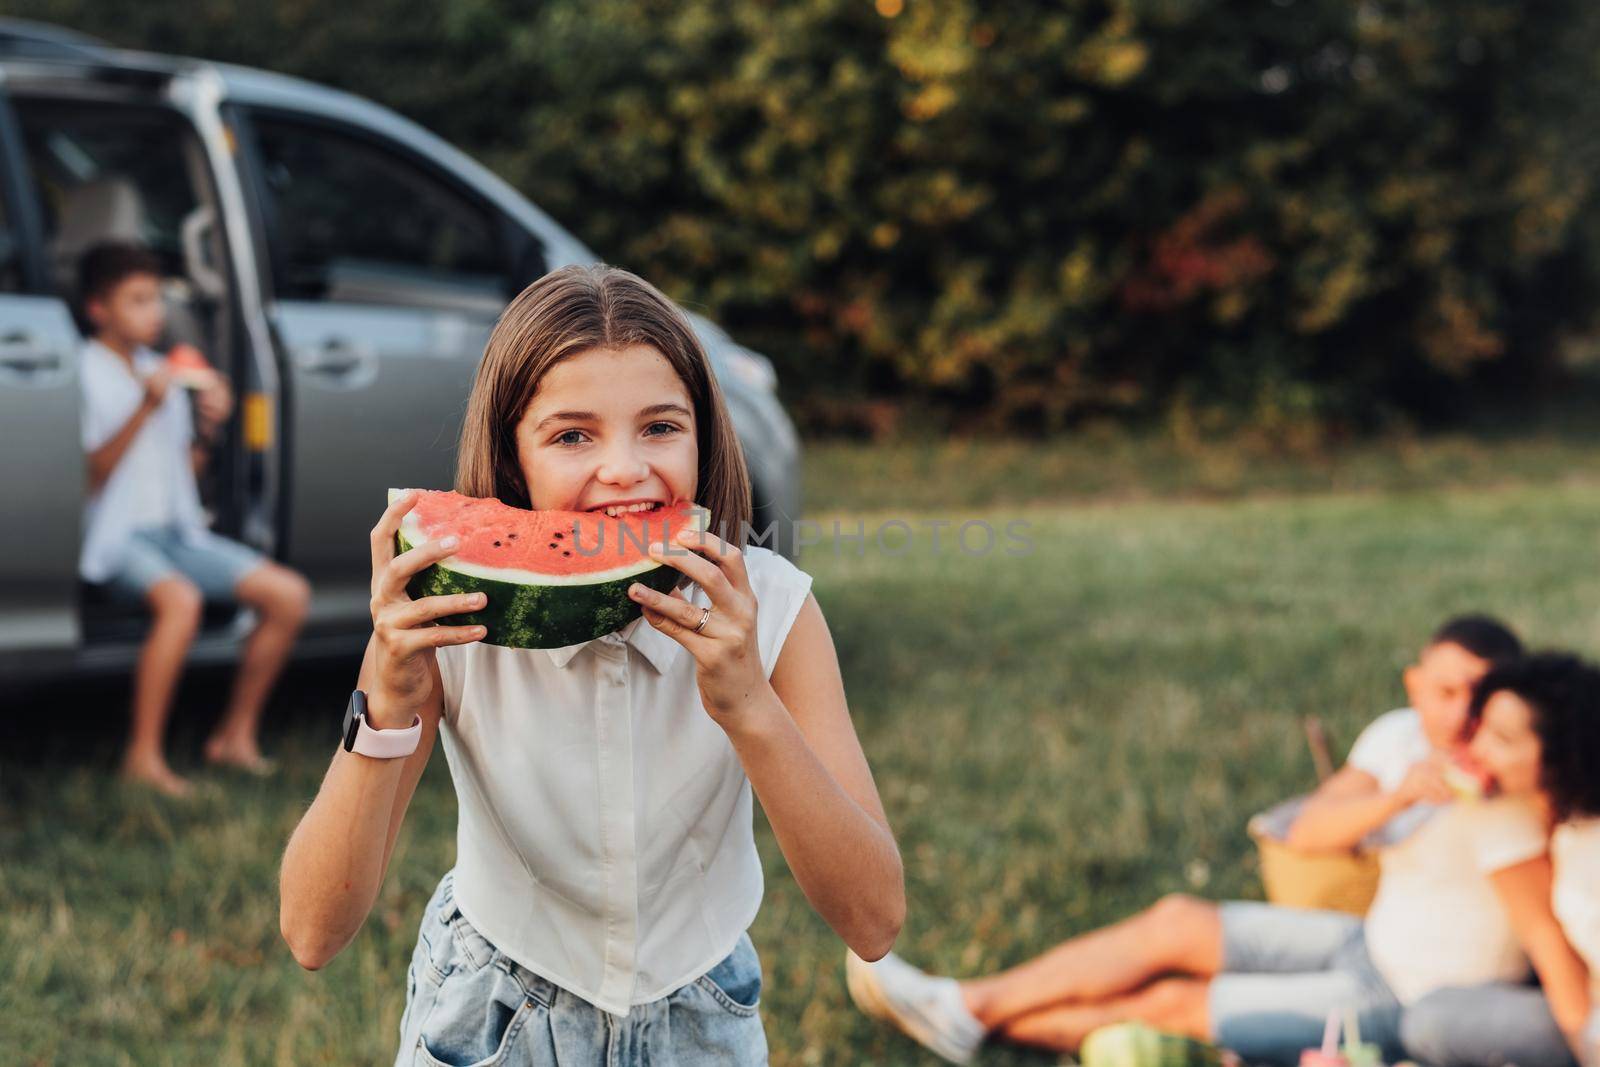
[629,531,905,960]
[725,594,906,960]
[278,489,487,970]
[277,643,442,970]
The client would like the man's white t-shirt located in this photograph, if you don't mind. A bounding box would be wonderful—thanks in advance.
[79,340,208,582]
[1552,817,1600,1002]
[1348,708,1550,1004]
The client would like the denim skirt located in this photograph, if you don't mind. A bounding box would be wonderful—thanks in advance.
[396,870,768,1066]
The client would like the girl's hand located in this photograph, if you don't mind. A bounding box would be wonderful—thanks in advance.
[367,489,486,726]
[629,525,764,725]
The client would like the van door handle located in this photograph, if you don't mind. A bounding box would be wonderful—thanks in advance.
[297,339,369,376]
[0,332,61,372]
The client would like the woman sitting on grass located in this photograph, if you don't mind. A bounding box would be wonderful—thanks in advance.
[843,616,1588,1066]
[1399,652,1600,1067]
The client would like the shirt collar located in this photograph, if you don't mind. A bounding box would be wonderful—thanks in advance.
[543,596,689,674]
[88,339,158,373]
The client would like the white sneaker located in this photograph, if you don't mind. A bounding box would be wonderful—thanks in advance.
[844,949,985,1064]
[844,948,893,1022]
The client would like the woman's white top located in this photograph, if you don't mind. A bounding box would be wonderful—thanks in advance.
[1349,708,1550,1003]
[434,544,813,1017]
[1552,817,1600,1001]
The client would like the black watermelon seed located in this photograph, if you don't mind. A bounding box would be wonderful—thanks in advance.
[563,550,571,556]
[554,532,563,539]
[508,533,517,539]
[493,540,502,547]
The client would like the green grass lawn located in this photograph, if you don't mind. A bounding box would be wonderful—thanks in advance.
[4,455,1596,1065]
[801,428,1600,513]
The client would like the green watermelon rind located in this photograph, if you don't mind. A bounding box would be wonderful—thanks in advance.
[1079,1022,1225,1067]
[391,489,706,650]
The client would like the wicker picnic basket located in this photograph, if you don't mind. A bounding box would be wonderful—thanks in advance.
[1249,800,1379,915]
[1247,718,1380,916]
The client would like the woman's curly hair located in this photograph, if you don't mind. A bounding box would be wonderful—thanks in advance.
[1469,651,1600,822]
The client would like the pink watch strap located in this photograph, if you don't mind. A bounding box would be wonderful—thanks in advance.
[351,713,422,758]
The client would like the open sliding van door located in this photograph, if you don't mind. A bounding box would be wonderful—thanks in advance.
[0,79,83,672]
[232,107,520,630]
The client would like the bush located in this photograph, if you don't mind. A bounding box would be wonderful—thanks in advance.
[18,0,1600,434]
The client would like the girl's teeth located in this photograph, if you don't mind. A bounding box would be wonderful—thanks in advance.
[601,502,659,517]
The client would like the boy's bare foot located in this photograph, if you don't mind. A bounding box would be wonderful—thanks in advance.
[120,756,194,798]
[203,735,278,776]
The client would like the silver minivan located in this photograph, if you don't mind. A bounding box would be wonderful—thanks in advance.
[0,21,801,682]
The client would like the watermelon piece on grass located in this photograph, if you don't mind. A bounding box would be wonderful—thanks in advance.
[392,488,710,649]
[1080,1022,1231,1067]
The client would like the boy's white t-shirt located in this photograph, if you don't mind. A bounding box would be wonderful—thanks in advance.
[1551,817,1600,1001]
[1348,708,1550,1004]
[433,544,813,1018]
[78,340,208,582]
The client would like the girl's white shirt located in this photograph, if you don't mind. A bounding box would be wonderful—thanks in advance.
[434,544,813,1017]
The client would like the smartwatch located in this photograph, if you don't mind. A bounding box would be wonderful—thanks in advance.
[341,689,422,758]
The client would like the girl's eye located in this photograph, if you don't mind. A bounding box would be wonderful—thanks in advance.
[645,422,681,437]
[554,429,588,446]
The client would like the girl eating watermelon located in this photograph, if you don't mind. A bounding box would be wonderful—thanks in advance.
[279,264,905,1064]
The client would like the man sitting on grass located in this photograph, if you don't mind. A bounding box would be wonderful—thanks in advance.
[844,615,1575,1065]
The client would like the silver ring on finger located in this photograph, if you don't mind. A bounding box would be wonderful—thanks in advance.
[693,606,712,634]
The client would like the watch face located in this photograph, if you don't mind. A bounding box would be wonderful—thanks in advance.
[342,690,366,751]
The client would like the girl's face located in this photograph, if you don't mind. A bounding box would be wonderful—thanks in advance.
[514,344,698,515]
[1467,690,1545,799]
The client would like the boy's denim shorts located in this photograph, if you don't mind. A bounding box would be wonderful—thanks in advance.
[396,870,769,1066]
[1209,902,1403,1065]
[103,523,266,603]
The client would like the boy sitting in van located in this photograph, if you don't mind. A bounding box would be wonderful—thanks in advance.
[844,615,1574,1066]
[78,240,310,797]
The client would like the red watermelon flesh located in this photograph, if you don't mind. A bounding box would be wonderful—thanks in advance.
[165,343,218,389]
[392,489,710,647]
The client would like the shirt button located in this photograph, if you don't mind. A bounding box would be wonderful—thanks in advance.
[611,672,626,687]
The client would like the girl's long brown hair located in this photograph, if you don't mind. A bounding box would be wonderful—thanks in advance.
[455,264,752,549]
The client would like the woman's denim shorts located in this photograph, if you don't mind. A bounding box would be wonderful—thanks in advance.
[396,870,769,1066]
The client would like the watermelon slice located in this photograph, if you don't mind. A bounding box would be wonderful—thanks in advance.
[1080,1022,1230,1067]
[391,489,710,649]
[165,343,218,390]
[1443,745,1495,802]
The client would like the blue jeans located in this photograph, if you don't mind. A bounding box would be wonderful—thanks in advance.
[396,870,768,1066]
[1208,903,1404,1066]
[1401,984,1578,1067]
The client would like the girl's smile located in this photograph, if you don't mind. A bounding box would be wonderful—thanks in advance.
[514,343,699,515]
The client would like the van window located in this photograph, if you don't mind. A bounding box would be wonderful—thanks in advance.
[251,115,510,310]
[0,195,19,292]
[15,102,205,295]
